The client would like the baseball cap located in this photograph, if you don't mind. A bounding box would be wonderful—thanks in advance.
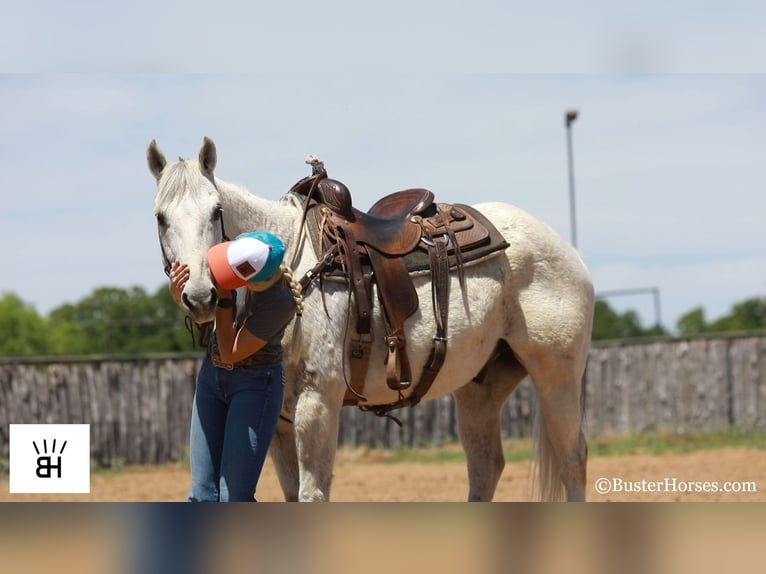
[207,231,286,289]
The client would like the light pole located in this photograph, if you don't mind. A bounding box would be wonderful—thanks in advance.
[565,109,578,248]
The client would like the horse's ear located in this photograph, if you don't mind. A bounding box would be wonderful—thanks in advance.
[199,136,217,177]
[147,139,167,180]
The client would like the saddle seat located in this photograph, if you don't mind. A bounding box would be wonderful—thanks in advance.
[315,178,433,256]
[368,187,435,218]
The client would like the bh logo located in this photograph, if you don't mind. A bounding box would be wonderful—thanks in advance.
[33,438,66,478]
[9,424,90,494]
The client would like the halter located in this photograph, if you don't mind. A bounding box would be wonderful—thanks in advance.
[158,208,230,352]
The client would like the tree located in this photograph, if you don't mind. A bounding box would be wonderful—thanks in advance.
[144,286,200,352]
[592,299,667,340]
[677,297,766,335]
[676,307,708,337]
[0,293,49,355]
[47,286,193,354]
[47,305,90,354]
[709,297,766,332]
[592,300,644,340]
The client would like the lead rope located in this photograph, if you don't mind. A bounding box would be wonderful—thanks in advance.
[184,316,214,349]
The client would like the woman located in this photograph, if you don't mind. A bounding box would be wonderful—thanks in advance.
[169,231,303,502]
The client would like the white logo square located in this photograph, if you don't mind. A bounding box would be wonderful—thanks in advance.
[9,424,91,494]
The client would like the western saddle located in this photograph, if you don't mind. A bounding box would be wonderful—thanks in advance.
[291,157,509,416]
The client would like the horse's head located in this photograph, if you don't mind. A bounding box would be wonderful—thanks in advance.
[147,137,224,324]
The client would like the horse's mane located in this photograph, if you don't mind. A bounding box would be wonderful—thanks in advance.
[279,192,305,211]
[154,160,216,213]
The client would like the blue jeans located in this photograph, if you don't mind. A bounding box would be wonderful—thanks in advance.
[188,355,284,502]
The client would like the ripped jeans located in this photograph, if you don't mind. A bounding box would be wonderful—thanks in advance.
[188,354,284,502]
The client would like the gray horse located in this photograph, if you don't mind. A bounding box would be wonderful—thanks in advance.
[148,137,594,501]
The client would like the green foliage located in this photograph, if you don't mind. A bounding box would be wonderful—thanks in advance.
[710,298,766,332]
[592,299,667,340]
[676,307,707,336]
[585,428,766,457]
[1,286,194,356]
[593,297,766,341]
[0,293,49,355]
[676,297,766,336]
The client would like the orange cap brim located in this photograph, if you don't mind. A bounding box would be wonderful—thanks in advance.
[207,242,247,290]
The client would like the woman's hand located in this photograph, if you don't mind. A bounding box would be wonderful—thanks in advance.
[168,261,189,305]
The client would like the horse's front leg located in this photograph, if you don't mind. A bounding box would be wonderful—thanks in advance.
[293,376,344,502]
[269,417,300,501]
[267,370,302,501]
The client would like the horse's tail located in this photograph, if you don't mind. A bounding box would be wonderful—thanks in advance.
[530,403,565,501]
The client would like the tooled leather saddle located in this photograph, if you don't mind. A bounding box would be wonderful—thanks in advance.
[291,158,509,415]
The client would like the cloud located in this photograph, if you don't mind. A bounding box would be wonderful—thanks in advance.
[4,2,766,73]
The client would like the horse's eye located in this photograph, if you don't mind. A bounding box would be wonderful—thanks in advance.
[212,206,223,221]
[156,213,167,227]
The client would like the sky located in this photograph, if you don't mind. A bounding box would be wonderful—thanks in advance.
[1,2,765,333]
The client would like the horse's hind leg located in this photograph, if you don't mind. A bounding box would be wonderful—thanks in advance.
[454,343,528,501]
[525,353,588,502]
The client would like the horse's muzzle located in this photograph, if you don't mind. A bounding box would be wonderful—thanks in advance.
[182,287,218,321]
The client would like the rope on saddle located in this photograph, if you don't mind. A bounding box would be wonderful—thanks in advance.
[290,156,327,270]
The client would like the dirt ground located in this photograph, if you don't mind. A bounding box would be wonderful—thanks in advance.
[2,446,764,502]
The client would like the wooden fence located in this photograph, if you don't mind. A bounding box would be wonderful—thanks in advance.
[1,336,764,467]
[584,336,766,435]
[0,355,199,467]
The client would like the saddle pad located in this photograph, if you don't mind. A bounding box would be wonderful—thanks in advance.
[403,204,509,272]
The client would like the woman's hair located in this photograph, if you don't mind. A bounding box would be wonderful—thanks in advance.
[279,263,304,357]
[279,263,304,316]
